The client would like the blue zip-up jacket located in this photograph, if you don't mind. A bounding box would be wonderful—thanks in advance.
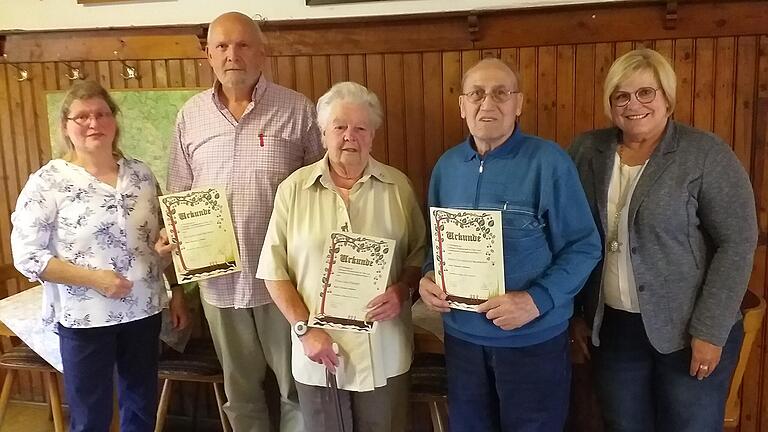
[425,128,602,347]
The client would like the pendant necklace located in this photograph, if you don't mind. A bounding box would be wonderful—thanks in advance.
[608,146,630,253]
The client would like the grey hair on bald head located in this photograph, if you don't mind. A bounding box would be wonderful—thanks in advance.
[316,81,383,131]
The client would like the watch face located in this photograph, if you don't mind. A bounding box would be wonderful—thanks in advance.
[294,321,308,336]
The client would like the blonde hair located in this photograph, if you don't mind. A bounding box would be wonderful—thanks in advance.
[603,48,677,120]
[316,81,383,131]
[58,80,122,161]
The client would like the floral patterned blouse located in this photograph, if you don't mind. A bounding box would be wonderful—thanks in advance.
[10,158,167,329]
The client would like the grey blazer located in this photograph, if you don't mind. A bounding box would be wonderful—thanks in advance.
[569,121,757,353]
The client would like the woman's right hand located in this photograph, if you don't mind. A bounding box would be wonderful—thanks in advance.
[419,272,451,313]
[300,327,339,373]
[93,269,133,299]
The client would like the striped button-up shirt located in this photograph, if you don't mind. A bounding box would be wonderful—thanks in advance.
[168,76,324,308]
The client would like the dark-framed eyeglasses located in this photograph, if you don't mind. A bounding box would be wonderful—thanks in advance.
[460,88,520,104]
[610,87,659,108]
[66,111,114,126]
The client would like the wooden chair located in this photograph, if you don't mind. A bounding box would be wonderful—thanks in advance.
[154,338,229,432]
[724,289,766,429]
[0,264,65,432]
[411,324,448,432]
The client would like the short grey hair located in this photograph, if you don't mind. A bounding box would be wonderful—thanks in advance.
[316,82,383,131]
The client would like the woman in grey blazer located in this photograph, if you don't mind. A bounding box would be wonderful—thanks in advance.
[568,48,757,432]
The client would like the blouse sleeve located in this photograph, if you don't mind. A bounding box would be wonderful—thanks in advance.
[10,169,58,281]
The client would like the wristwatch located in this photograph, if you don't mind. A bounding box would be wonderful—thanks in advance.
[293,320,309,338]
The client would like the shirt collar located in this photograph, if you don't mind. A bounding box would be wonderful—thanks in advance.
[461,125,525,162]
[210,73,265,110]
[302,153,395,190]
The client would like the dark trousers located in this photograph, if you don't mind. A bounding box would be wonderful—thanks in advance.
[594,307,743,432]
[58,313,161,432]
[444,331,571,432]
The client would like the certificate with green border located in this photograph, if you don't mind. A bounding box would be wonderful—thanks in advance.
[430,207,505,311]
[159,187,241,283]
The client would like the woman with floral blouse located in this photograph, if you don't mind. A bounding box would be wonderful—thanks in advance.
[10,80,188,432]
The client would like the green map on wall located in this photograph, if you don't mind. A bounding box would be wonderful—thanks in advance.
[46,89,202,192]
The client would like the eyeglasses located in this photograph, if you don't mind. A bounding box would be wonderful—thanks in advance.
[66,111,114,126]
[610,87,659,108]
[461,88,520,104]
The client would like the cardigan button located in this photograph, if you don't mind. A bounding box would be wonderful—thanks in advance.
[631,246,638,254]
[638,285,645,292]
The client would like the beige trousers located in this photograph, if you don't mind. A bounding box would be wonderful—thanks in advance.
[202,299,303,432]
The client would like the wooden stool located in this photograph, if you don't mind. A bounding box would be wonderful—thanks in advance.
[154,340,229,432]
[410,352,448,432]
[0,345,65,432]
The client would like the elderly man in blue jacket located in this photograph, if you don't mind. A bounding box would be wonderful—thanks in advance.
[419,58,602,431]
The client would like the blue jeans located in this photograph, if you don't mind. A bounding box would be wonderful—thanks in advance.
[58,313,161,432]
[594,307,743,432]
[444,331,571,432]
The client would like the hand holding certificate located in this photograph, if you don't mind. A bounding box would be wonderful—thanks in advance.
[309,232,395,334]
[159,187,241,283]
[430,207,505,311]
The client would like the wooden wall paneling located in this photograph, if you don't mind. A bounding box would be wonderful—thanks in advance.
[537,46,557,142]
[110,61,126,90]
[441,51,462,150]
[0,65,18,265]
[181,59,197,88]
[311,55,330,101]
[30,63,50,167]
[556,45,575,147]
[262,57,275,82]
[460,51,480,138]
[82,61,98,83]
[137,60,154,88]
[518,47,537,134]
[422,52,443,179]
[329,55,348,84]
[713,37,736,145]
[673,39,694,126]
[294,56,313,101]
[614,41,634,58]
[384,53,406,173]
[167,60,183,88]
[737,36,760,432]
[365,54,388,163]
[275,57,296,90]
[500,48,519,72]
[153,60,168,88]
[574,44,595,136]
[402,52,427,203]
[8,74,31,191]
[196,59,213,88]
[733,36,757,169]
[654,39,673,64]
[755,37,768,432]
[348,54,366,86]
[593,43,614,130]
[693,38,715,132]
[97,61,111,88]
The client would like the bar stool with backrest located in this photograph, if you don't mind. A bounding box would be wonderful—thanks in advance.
[0,264,65,432]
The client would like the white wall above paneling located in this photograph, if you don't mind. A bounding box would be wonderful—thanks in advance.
[0,0,625,31]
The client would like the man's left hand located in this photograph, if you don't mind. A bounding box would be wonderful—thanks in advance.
[366,282,408,322]
[477,291,540,331]
[689,337,723,380]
